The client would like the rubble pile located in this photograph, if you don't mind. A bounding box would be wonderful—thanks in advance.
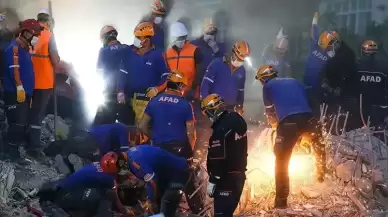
[0,160,63,217]
[236,127,388,217]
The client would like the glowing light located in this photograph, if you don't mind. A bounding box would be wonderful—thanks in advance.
[245,57,253,67]
[246,128,315,195]
[56,28,105,122]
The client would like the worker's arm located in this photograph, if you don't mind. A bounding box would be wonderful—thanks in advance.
[200,59,218,99]
[48,35,60,67]
[131,161,159,202]
[261,44,270,64]
[11,46,22,87]
[263,85,277,128]
[310,12,319,41]
[155,52,169,92]
[192,48,203,91]
[117,61,128,93]
[236,68,246,107]
[185,102,196,150]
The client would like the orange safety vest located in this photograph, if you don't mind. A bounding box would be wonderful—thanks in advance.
[165,41,197,93]
[32,26,54,89]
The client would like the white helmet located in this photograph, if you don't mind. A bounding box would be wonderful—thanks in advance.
[39,8,50,15]
[170,22,187,38]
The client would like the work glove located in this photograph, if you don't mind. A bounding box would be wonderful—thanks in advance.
[125,207,136,216]
[117,92,126,104]
[16,85,26,103]
[146,87,159,98]
[207,182,216,197]
[312,12,318,25]
[234,105,244,115]
[208,40,219,53]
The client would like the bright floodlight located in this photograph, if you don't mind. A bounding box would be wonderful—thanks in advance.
[245,57,253,67]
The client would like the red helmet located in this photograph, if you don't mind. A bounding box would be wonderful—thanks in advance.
[19,19,43,36]
[101,152,128,174]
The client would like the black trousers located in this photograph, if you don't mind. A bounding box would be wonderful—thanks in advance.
[93,93,136,126]
[156,141,205,214]
[274,113,326,201]
[3,91,31,146]
[28,89,53,150]
[213,173,245,217]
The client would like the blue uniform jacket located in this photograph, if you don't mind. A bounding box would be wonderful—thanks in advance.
[262,45,290,77]
[118,46,168,96]
[200,58,245,106]
[191,37,225,70]
[263,78,312,123]
[126,145,189,201]
[144,91,194,145]
[152,24,165,50]
[303,25,331,91]
[97,41,130,93]
[58,162,115,190]
[89,123,131,156]
[4,40,34,95]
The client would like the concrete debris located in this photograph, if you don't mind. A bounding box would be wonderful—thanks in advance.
[41,114,71,148]
[238,127,388,217]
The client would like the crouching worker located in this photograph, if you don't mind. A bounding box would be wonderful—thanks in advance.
[48,123,147,174]
[138,70,205,214]
[37,153,134,217]
[255,64,326,209]
[110,145,191,217]
[200,94,248,217]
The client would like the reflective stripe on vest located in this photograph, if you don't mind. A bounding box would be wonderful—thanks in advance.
[32,28,54,89]
[166,42,197,90]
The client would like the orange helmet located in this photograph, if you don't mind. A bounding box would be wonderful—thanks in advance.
[232,40,250,61]
[203,18,217,34]
[100,25,117,40]
[318,31,340,50]
[201,94,225,116]
[361,40,378,54]
[101,152,128,174]
[151,0,166,15]
[134,22,154,37]
[168,70,189,86]
[255,64,278,83]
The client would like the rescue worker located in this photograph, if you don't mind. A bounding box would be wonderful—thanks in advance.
[110,145,191,217]
[256,64,326,208]
[191,18,225,75]
[50,123,146,174]
[200,40,250,114]
[262,28,291,77]
[138,71,204,214]
[118,22,168,125]
[95,25,130,125]
[149,0,167,50]
[3,19,43,159]
[165,22,203,99]
[303,12,331,114]
[29,9,61,158]
[200,93,248,217]
[357,40,388,128]
[38,153,133,217]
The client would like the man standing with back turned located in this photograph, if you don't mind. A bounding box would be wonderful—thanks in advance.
[29,9,60,158]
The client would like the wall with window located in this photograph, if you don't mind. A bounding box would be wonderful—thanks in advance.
[321,0,387,35]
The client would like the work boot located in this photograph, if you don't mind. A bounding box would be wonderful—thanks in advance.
[274,197,288,209]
